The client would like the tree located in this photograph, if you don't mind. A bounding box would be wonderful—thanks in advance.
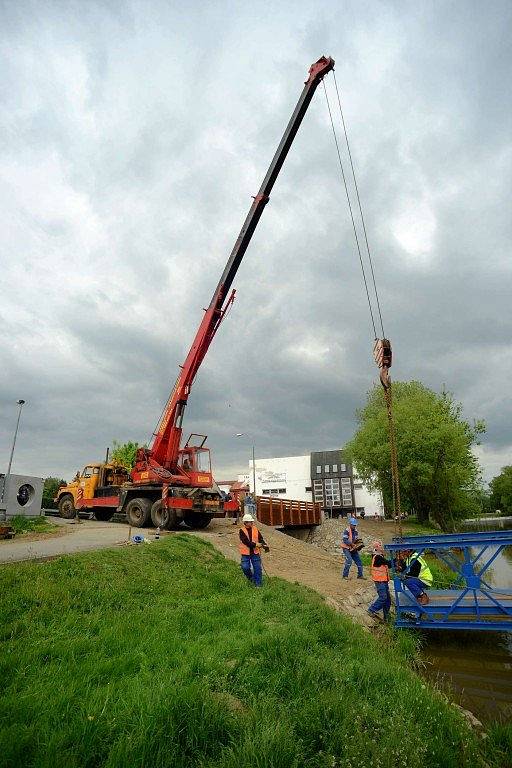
[489,466,512,516]
[344,381,485,531]
[42,477,66,509]
[110,440,142,470]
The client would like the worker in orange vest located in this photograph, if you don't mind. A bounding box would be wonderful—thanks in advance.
[239,513,269,587]
[367,539,392,621]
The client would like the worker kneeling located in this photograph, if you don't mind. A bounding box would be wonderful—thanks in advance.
[367,540,392,621]
[398,549,433,605]
[239,513,269,587]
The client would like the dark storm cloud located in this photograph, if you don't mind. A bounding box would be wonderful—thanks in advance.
[1,0,510,483]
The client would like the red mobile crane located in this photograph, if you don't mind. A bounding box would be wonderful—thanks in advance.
[56,55,335,530]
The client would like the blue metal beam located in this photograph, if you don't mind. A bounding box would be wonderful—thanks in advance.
[387,530,512,632]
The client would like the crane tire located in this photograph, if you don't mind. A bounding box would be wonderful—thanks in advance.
[183,512,213,530]
[58,494,76,519]
[125,497,152,528]
[150,500,178,530]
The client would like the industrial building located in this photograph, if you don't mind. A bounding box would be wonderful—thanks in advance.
[237,451,383,518]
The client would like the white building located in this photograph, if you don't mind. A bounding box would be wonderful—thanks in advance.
[238,452,382,517]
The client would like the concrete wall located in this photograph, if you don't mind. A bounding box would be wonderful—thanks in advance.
[353,475,384,517]
[0,474,44,518]
[246,455,312,501]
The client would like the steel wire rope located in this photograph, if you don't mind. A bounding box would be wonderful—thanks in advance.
[322,80,377,339]
[333,72,386,339]
[324,74,403,538]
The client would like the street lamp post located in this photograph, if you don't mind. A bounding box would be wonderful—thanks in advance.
[234,433,257,498]
[2,399,26,509]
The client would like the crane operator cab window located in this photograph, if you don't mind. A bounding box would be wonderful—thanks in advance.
[181,455,192,472]
[196,448,211,473]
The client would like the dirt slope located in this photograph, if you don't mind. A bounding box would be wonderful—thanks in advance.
[193,518,394,627]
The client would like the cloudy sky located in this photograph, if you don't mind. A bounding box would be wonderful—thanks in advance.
[1,0,510,485]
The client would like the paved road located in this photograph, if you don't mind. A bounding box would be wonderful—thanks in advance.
[0,518,132,564]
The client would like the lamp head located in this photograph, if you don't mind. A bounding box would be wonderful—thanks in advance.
[17,399,25,405]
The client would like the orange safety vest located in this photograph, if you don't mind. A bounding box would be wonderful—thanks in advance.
[371,554,389,582]
[341,526,354,549]
[239,525,261,556]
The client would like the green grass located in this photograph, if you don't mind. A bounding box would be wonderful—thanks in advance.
[7,515,57,535]
[403,517,441,536]
[0,535,509,768]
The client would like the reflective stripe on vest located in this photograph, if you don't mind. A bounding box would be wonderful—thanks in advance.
[239,525,260,556]
[371,555,389,582]
[406,553,433,586]
[341,526,354,549]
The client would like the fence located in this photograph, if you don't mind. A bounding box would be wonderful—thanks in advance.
[255,496,321,527]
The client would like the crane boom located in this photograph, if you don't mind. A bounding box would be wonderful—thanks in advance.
[143,55,334,478]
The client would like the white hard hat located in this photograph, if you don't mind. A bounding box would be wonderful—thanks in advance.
[242,513,255,523]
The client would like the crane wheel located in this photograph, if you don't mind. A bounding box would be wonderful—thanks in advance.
[183,512,213,530]
[125,497,152,528]
[150,500,178,530]
[94,509,115,522]
[58,494,76,519]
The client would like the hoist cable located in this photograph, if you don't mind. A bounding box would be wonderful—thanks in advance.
[324,71,403,535]
[384,386,403,539]
[322,80,377,339]
[333,71,386,339]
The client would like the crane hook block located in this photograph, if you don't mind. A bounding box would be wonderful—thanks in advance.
[373,338,392,369]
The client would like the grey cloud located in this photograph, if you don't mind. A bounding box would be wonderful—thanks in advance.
[1,1,510,485]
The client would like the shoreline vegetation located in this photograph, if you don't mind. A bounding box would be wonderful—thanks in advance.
[1,535,510,767]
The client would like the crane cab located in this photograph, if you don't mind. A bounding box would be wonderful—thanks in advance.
[179,435,212,487]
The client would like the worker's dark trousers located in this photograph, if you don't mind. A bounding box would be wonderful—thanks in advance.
[241,554,263,587]
[369,581,391,618]
[342,549,363,578]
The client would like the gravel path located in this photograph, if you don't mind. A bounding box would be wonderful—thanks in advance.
[0,518,131,563]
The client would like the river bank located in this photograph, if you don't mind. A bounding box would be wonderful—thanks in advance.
[1,535,508,767]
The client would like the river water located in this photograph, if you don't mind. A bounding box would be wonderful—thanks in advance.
[421,518,512,724]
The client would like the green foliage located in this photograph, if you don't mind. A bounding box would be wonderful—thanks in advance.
[344,381,485,531]
[110,440,142,470]
[0,536,505,767]
[8,515,57,535]
[42,477,66,509]
[489,466,512,516]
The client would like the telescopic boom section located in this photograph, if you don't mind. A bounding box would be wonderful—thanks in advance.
[150,56,334,472]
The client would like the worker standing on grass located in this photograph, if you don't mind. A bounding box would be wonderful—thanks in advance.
[341,516,366,579]
[397,548,433,605]
[239,513,269,587]
[367,540,392,621]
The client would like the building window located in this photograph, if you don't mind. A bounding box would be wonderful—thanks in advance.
[278,488,286,494]
[340,477,352,507]
[332,464,338,473]
[324,478,340,507]
[324,465,329,473]
[305,486,312,493]
[313,479,324,502]
[316,465,321,474]
[340,463,346,472]
[353,483,363,490]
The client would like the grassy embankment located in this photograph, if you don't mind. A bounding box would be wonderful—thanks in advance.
[1,535,510,768]
[6,515,57,536]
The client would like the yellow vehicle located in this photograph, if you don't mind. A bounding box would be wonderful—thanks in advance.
[56,463,131,522]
